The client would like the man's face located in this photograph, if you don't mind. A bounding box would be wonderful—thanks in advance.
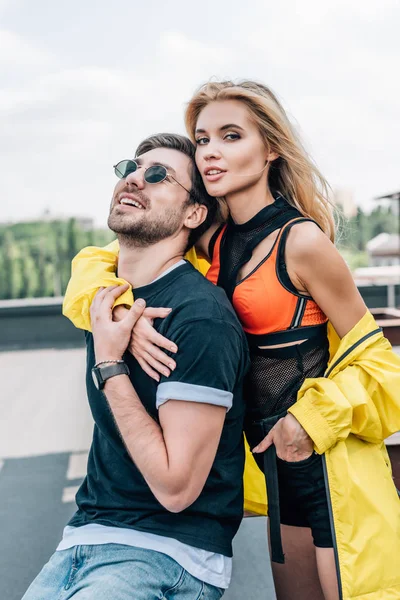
[108,147,194,246]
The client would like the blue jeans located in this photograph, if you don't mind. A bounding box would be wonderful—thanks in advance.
[22,544,224,599]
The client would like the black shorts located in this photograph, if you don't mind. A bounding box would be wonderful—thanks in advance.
[276,451,333,548]
[246,414,333,551]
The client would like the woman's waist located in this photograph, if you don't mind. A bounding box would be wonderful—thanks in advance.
[245,322,328,352]
[243,338,329,421]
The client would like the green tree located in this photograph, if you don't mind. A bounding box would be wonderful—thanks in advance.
[20,251,39,298]
[2,230,23,299]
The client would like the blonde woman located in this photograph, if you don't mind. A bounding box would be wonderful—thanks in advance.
[64,81,400,600]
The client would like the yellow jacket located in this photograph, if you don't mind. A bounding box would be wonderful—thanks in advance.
[63,242,400,600]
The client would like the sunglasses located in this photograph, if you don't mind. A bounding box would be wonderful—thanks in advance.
[113,159,192,196]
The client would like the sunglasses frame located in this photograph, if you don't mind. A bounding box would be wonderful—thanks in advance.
[113,159,192,197]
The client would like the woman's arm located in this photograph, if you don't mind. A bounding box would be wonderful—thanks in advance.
[253,222,400,457]
[287,223,400,450]
[62,240,133,331]
[62,241,210,332]
[286,221,367,338]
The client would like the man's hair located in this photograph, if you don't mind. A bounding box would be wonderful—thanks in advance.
[135,133,217,251]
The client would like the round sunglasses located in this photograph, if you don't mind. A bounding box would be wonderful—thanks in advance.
[113,159,192,196]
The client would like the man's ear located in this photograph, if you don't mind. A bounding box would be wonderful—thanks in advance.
[184,203,208,230]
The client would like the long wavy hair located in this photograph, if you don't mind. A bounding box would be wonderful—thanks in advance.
[185,80,336,241]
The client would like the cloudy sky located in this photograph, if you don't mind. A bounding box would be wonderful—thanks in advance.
[1,0,399,226]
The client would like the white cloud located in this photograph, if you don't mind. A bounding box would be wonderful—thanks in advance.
[0,29,53,69]
[160,31,235,66]
[0,0,399,225]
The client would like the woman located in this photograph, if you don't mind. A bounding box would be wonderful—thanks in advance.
[63,81,400,600]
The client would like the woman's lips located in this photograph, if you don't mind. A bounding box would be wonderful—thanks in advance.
[204,171,226,183]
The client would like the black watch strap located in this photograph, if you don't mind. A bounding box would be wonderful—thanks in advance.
[92,361,130,390]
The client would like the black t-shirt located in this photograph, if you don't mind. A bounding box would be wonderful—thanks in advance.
[69,261,249,557]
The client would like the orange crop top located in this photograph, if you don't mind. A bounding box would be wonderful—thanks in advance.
[207,217,327,346]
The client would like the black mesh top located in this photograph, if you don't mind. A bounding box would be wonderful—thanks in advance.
[210,195,330,421]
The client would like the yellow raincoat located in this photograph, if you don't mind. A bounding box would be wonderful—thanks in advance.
[63,241,400,600]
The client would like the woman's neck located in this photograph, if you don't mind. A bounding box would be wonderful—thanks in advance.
[226,180,276,225]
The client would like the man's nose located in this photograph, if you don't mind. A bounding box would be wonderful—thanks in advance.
[125,169,145,189]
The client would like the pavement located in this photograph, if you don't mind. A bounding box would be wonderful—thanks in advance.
[1,348,276,600]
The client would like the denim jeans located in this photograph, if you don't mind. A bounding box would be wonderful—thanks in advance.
[22,544,224,600]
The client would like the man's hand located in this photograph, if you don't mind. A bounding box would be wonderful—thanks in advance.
[252,413,314,462]
[113,305,177,381]
[90,285,146,363]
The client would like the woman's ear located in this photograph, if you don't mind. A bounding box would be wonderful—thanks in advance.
[267,150,279,162]
[184,204,208,230]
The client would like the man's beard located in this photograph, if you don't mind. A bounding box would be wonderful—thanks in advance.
[107,204,185,248]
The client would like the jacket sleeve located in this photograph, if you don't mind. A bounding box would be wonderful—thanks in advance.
[62,242,210,332]
[289,336,400,455]
[62,240,133,332]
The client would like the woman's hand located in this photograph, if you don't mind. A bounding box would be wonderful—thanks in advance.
[252,413,314,462]
[113,304,178,382]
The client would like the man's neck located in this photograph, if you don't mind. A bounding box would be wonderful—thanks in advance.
[117,238,186,288]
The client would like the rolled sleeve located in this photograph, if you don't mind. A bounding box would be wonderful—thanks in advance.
[156,381,233,411]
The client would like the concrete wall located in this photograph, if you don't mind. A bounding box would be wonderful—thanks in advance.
[358,284,400,308]
[0,298,84,351]
[0,285,399,351]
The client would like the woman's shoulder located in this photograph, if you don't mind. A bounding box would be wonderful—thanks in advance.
[285,219,333,260]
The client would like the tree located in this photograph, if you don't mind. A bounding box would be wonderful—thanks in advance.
[2,230,23,299]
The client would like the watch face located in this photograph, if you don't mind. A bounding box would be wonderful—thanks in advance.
[91,368,100,390]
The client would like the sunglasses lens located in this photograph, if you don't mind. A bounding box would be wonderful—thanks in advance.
[145,165,167,184]
[114,160,137,179]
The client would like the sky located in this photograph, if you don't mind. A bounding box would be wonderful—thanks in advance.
[1,0,399,226]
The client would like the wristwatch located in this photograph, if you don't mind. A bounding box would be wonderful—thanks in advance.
[91,361,130,390]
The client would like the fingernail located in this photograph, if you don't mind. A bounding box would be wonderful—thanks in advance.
[136,298,146,307]
[168,363,175,370]
[164,371,170,377]
[253,446,259,453]
[170,345,177,352]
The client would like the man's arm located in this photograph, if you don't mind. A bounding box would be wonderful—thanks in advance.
[90,285,243,513]
[103,375,226,512]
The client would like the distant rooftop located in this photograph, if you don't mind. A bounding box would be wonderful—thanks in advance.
[366,233,400,255]
[354,264,400,285]
[376,191,400,201]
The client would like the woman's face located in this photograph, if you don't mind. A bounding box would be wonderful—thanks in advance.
[194,99,272,198]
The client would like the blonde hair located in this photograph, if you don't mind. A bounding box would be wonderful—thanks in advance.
[185,80,336,242]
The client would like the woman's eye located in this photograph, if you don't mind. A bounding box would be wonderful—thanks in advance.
[195,137,208,145]
[225,133,240,141]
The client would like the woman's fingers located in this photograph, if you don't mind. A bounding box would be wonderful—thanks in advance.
[146,330,177,353]
[136,357,160,382]
[139,342,176,370]
[134,325,177,353]
[252,429,274,454]
[141,351,171,378]
[133,315,177,353]
[143,307,172,319]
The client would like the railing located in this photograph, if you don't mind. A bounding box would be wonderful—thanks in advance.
[1,284,400,350]
[0,297,84,350]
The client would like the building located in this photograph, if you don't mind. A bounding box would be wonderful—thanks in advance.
[366,233,400,267]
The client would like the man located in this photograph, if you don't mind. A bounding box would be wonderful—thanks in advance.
[22,134,249,600]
